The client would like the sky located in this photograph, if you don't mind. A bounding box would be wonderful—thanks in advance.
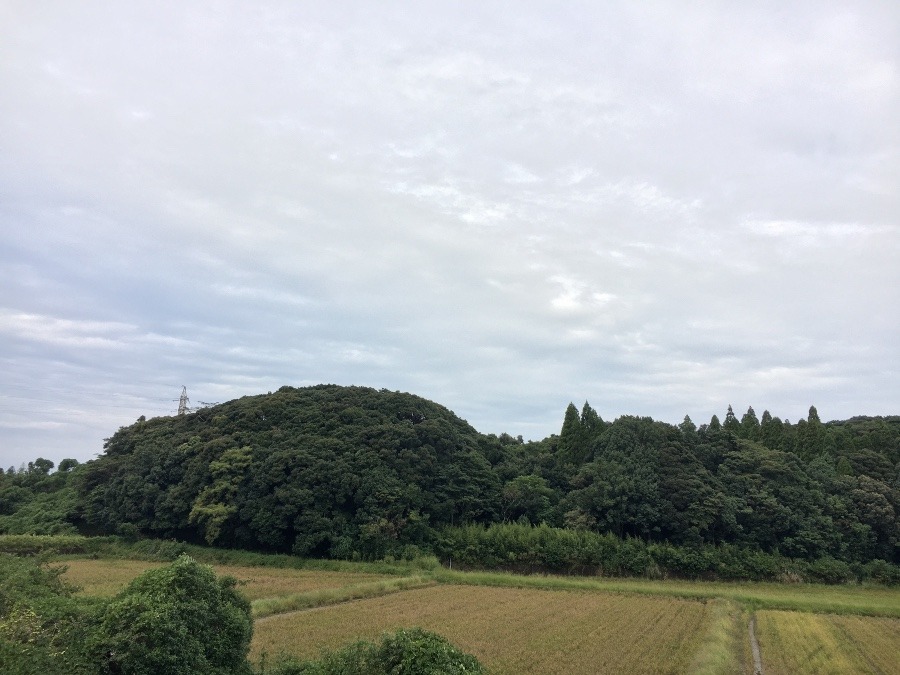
[1,1,898,469]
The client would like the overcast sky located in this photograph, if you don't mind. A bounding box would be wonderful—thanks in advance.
[2,1,898,469]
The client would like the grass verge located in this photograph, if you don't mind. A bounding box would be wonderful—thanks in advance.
[431,569,900,618]
[251,576,435,619]
[687,600,749,675]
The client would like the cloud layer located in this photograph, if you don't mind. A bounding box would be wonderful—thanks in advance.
[1,1,898,467]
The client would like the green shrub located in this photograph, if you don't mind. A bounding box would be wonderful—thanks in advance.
[0,553,95,674]
[862,559,900,585]
[126,538,189,561]
[264,628,486,675]
[90,555,253,675]
[804,557,854,584]
[0,534,104,556]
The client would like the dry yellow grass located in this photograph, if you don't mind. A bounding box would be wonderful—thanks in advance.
[830,614,900,675]
[61,558,389,600]
[61,559,166,596]
[252,584,711,674]
[755,610,900,675]
[211,564,389,600]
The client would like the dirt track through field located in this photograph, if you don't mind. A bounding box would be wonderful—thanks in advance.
[749,614,764,674]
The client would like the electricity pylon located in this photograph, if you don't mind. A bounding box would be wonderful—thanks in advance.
[177,386,190,415]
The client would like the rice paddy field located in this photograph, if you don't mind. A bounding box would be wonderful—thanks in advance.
[61,558,392,600]
[58,556,900,674]
[253,584,712,674]
[755,610,900,675]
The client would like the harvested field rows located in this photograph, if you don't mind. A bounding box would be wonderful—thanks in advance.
[252,584,711,674]
[755,610,900,675]
[61,558,389,600]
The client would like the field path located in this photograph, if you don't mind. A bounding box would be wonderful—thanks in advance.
[749,614,764,675]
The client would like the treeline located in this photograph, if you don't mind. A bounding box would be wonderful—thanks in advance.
[1,385,898,579]
[436,522,900,584]
[513,404,899,563]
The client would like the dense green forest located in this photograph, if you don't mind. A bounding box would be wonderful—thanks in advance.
[2,385,898,580]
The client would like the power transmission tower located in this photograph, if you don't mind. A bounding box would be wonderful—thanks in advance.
[177,386,190,415]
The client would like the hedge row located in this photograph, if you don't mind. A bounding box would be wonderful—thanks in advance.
[434,523,900,584]
[0,534,113,556]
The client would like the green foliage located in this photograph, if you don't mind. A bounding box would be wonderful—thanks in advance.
[501,474,554,524]
[263,628,486,675]
[190,446,253,544]
[1,551,259,674]
[125,538,190,561]
[80,386,499,558]
[6,385,899,580]
[0,461,83,535]
[90,554,253,675]
[0,553,95,674]
[436,522,900,584]
[0,534,109,556]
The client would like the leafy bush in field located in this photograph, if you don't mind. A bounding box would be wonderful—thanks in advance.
[0,553,95,674]
[1,553,255,674]
[863,559,900,585]
[802,557,855,584]
[90,554,253,675]
[125,537,190,561]
[264,628,486,675]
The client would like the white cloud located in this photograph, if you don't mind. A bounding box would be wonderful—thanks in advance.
[0,311,135,349]
[744,219,895,244]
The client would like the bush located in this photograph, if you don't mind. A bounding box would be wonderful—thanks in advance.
[90,555,253,675]
[0,553,94,674]
[126,538,189,561]
[265,628,486,675]
[804,557,854,584]
[863,559,900,585]
[0,534,104,556]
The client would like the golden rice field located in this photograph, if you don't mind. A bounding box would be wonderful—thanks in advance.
[252,584,712,674]
[755,609,900,675]
[61,558,390,600]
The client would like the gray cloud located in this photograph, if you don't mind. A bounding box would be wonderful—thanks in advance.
[1,1,898,467]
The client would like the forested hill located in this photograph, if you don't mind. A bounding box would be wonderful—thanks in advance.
[3,385,899,569]
[80,385,500,557]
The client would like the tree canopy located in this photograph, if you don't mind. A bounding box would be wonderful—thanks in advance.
[3,384,898,572]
